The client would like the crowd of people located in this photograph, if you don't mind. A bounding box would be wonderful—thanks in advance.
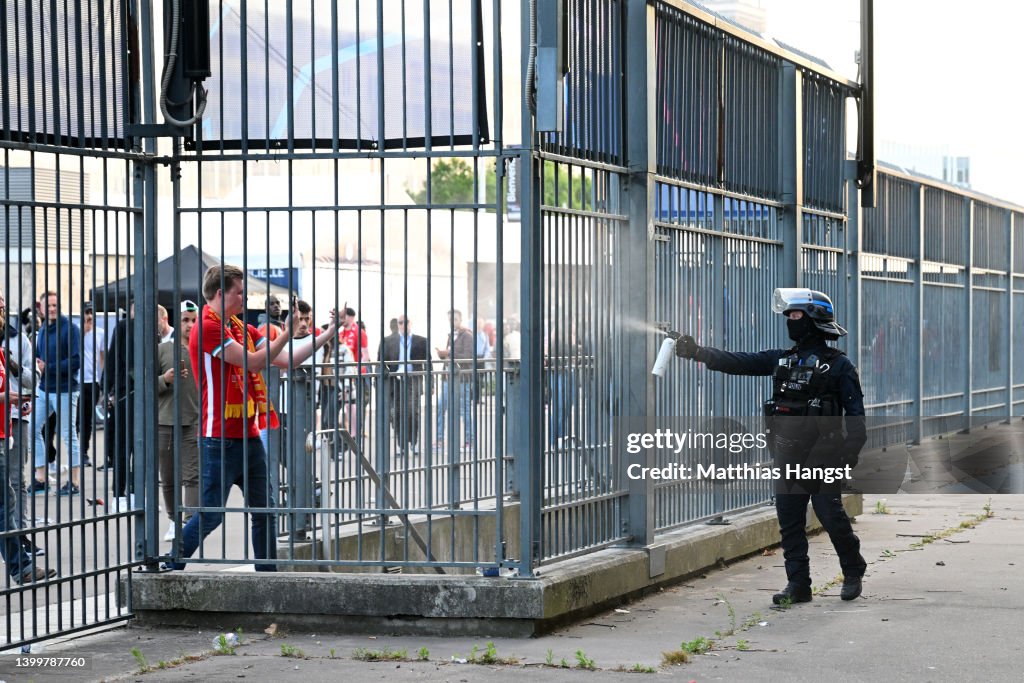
[0,268,523,573]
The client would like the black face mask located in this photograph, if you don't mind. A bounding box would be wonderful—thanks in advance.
[787,316,817,343]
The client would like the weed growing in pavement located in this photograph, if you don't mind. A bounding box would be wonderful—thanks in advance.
[130,647,150,673]
[352,646,406,661]
[681,636,712,654]
[575,649,596,670]
[280,643,306,659]
[714,593,737,637]
[213,634,237,656]
[661,649,689,665]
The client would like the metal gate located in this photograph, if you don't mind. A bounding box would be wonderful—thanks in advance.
[152,0,516,578]
[0,0,145,649]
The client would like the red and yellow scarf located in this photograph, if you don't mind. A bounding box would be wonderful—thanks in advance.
[207,308,279,431]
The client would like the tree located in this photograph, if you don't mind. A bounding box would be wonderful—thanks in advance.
[411,158,594,213]
[408,159,476,205]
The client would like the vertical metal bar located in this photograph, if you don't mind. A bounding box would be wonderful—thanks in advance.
[620,0,653,547]
[845,158,861,369]
[285,0,294,150]
[1007,209,1014,423]
[964,197,973,423]
[135,0,159,569]
[912,181,924,441]
[492,0,506,570]
[779,64,799,288]
[517,0,540,578]
[710,195,725,516]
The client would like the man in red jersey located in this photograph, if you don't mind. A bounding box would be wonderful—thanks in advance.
[165,264,336,571]
[337,306,370,442]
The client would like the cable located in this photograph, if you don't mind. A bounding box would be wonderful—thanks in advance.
[160,0,208,128]
[524,0,537,114]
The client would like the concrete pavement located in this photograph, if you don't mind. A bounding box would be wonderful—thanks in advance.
[2,493,1020,682]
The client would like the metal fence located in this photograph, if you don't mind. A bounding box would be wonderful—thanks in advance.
[0,0,143,649]
[2,0,1023,651]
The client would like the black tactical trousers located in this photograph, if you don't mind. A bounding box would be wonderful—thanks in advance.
[775,493,866,588]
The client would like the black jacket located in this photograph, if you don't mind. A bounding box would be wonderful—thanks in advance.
[695,338,867,461]
[380,333,429,372]
[103,317,135,396]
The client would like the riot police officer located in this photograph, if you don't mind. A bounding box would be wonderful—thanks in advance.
[675,288,867,604]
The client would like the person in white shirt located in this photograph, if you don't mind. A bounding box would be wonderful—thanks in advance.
[77,304,106,467]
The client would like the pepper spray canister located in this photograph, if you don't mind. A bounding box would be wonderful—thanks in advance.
[651,330,681,377]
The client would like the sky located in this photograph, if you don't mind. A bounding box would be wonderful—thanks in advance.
[757,0,1024,206]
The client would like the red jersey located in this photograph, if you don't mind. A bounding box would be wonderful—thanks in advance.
[340,323,370,373]
[0,350,6,439]
[191,305,268,439]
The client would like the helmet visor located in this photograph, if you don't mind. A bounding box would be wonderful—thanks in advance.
[771,288,816,314]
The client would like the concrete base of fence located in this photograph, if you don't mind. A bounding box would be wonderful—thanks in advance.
[126,494,861,636]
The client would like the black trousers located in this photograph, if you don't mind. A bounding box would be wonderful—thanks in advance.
[388,377,422,447]
[76,382,98,460]
[105,391,134,497]
[775,493,866,588]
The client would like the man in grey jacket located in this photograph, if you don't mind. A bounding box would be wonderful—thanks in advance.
[155,301,200,542]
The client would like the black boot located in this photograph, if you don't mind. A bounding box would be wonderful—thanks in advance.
[772,582,812,605]
[840,576,863,601]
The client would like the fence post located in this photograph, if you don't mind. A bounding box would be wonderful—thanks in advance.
[619,0,656,547]
[964,199,974,429]
[518,0,542,574]
[1006,208,1014,424]
[912,182,924,443]
[135,0,160,567]
[779,63,801,289]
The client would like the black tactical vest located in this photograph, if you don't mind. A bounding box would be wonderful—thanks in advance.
[764,347,844,421]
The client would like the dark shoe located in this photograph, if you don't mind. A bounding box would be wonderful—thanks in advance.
[57,483,80,496]
[840,576,863,601]
[21,540,44,557]
[29,480,48,495]
[772,582,812,605]
[161,562,185,571]
[16,566,57,584]
[81,456,92,466]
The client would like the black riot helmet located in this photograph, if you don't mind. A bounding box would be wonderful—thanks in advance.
[772,288,847,338]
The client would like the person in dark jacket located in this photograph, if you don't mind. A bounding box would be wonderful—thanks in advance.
[32,292,82,495]
[380,315,429,455]
[675,288,867,605]
[103,300,135,504]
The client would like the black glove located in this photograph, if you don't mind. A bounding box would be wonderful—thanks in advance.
[841,451,860,470]
[675,334,698,359]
